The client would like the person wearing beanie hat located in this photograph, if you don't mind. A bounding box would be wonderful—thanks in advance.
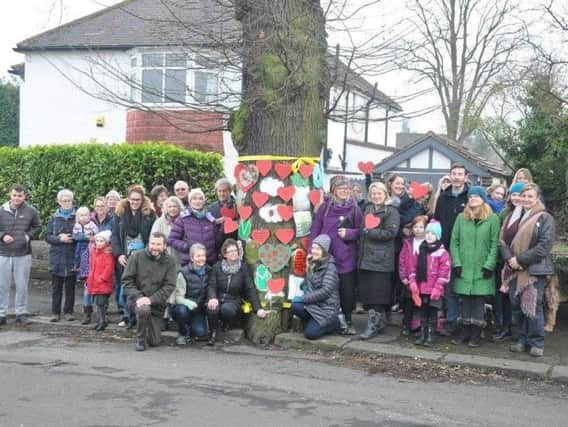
[509,182,525,195]
[87,230,116,331]
[291,236,340,340]
[311,173,363,336]
[312,234,331,253]
[406,219,451,347]
[467,186,488,204]
[450,184,500,348]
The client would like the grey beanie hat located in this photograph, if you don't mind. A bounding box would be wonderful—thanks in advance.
[312,234,331,253]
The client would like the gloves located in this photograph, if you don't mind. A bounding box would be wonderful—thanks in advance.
[292,295,304,304]
[411,291,422,308]
[430,288,442,301]
[409,282,418,295]
[452,266,462,278]
[482,268,493,279]
[183,299,197,311]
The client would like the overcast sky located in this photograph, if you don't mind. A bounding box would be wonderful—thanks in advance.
[0,0,561,136]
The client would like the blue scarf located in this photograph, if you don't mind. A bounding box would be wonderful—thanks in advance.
[57,207,75,220]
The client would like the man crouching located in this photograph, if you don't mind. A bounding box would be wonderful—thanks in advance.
[122,232,176,351]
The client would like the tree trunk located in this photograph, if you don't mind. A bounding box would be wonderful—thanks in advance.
[233,0,329,156]
[232,0,329,343]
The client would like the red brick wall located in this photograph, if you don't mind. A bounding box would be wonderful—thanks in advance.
[126,110,224,152]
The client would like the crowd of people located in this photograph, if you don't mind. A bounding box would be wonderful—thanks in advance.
[0,165,557,356]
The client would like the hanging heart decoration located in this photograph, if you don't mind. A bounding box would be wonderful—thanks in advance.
[299,164,314,179]
[234,163,259,192]
[308,189,322,206]
[256,160,273,176]
[292,248,307,277]
[252,191,270,208]
[238,219,252,240]
[224,217,239,234]
[267,278,285,294]
[364,213,381,229]
[357,161,375,175]
[251,229,270,245]
[258,243,292,272]
[277,204,294,221]
[312,163,324,189]
[277,185,295,202]
[274,163,292,180]
[275,228,295,244]
[220,206,236,219]
[238,205,253,221]
[409,181,430,201]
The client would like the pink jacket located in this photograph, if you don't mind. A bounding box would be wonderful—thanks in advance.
[408,244,452,296]
[399,238,418,283]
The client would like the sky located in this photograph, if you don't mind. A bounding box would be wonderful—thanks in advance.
[0,0,561,136]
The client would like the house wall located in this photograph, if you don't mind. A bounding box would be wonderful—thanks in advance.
[20,50,130,146]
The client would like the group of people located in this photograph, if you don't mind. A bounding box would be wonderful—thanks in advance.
[307,166,556,357]
[0,165,557,356]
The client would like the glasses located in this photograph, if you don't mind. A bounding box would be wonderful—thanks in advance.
[129,198,142,202]
[225,248,239,254]
[174,188,187,193]
[60,199,73,203]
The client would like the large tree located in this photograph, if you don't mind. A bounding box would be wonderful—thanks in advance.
[392,0,525,143]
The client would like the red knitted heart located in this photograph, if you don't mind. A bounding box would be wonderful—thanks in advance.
[252,191,270,208]
[309,189,322,206]
[220,206,235,219]
[234,164,259,192]
[277,204,294,221]
[275,228,295,244]
[238,205,253,221]
[299,164,313,179]
[357,161,374,175]
[364,213,381,229]
[251,229,270,245]
[267,278,285,293]
[409,181,430,200]
[277,186,295,202]
[256,160,272,176]
[224,217,239,234]
[274,163,292,180]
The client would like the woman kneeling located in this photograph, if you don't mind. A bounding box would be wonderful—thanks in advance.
[292,235,340,340]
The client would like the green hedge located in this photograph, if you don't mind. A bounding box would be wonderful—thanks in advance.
[0,143,224,227]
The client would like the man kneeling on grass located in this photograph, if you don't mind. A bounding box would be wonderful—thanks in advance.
[122,232,176,351]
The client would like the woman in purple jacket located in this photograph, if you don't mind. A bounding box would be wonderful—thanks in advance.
[168,188,217,266]
[310,175,362,335]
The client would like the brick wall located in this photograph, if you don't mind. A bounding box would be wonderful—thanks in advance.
[126,110,224,152]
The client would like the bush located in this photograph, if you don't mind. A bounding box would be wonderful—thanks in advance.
[0,143,223,228]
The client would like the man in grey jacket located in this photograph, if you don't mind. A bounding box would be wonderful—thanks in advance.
[0,185,41,324]
[122,232,176,351]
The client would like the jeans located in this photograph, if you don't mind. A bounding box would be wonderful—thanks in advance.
[444,279,459,325]
[0,255,32,317]
[172,305,207,337]
[510,276,545,349]
[338,271,356,322]
[52,274,77,315]
[82,283,93,308]
[292,302,339,340]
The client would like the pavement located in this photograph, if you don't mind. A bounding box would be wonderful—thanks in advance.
[3,279,568,384]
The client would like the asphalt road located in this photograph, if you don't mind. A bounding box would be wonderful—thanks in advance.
[0,330,567,426]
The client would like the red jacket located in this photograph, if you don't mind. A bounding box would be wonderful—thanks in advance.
[87,244,115,296]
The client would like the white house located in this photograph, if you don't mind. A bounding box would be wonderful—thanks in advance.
[12,0,401,183]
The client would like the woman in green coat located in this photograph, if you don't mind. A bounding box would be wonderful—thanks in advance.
[450,186,500,347]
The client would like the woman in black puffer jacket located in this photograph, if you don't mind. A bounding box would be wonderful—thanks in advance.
[206,239,266,345]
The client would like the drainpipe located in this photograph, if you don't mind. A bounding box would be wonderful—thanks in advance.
[342,90,350,171]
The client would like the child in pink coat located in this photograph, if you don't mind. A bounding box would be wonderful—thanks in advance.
[399,215,429,336]
[408,220,451,347]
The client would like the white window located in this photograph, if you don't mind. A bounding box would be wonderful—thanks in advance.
[140,52,187,104]
[194,71,219,103]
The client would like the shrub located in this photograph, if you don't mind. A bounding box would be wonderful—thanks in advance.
[0,143,223,228]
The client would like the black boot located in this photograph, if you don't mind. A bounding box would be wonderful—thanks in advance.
[451,324,471,345]
[360,309,380,340]
[415,323,426,345]
[81,306,92,325]
[423,320,435,347]
[468,325,482,347]
[207,314,219,346]
[493,326,512,341]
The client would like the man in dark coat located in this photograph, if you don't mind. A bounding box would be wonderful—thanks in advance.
[0,185,41,324]
[208,178,238,254]
[122,232,176,351]
[433,164,469,335]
